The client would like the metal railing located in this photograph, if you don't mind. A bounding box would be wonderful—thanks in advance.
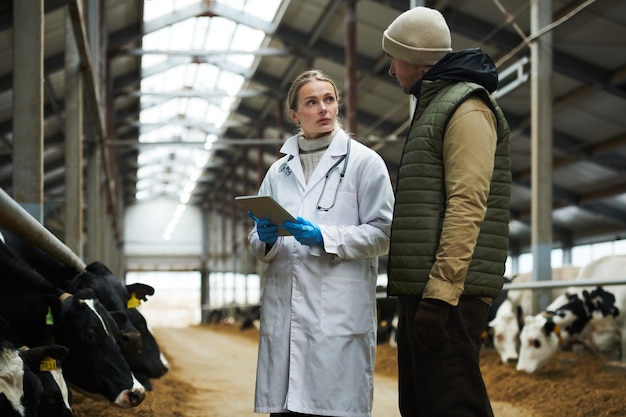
[504,278,626,291]
[0,188,85,270]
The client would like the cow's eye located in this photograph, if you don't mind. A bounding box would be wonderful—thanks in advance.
[83,328,98,344]
[533,339,541,348]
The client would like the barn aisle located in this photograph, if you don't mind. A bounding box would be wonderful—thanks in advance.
[152,325,402,417]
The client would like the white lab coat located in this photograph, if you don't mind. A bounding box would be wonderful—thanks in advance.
[249,130,394,417]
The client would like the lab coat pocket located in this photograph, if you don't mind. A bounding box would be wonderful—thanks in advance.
[321,277,371,337]
[259,276,281,336]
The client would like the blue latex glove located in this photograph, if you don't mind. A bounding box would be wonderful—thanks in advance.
[247,211,278,246]
[282,216,323,247]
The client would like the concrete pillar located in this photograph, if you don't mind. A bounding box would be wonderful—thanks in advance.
[12,0,44,221]
[86,147,103,263]
[65,9,84,257]
[530,0,554,312]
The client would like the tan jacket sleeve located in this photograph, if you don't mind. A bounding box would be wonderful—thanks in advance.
[423,96,498,306]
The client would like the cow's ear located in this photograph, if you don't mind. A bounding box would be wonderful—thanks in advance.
[23,344,69,365]
[85,261,113,275]
[127,283,155,301]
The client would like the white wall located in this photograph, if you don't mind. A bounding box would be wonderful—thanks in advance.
[124,197,203,258]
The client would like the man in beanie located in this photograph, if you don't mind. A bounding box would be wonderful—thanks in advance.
[382,6,511,417]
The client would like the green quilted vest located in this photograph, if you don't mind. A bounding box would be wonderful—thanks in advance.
[387,80,511,298]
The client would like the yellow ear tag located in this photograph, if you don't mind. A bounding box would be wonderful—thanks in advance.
[40,356,58,372]
[45,307,54,326]
[127,293,141,309]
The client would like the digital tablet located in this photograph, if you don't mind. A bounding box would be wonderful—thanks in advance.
[235,195,296,236]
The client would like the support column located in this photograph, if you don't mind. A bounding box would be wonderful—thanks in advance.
[530,0,554,312]
[13,0,44,221]
[65,9,84,257]
[86,147,103,263]
[200,203,211,323]
[344,0,358,134]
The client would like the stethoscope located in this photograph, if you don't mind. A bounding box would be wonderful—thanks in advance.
[316,138,351,211]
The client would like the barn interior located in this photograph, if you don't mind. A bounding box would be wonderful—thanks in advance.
[1,0,626,315]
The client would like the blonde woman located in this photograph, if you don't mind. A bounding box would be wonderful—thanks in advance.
[248,69,394,417]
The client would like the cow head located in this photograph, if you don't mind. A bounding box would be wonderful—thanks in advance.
[516,314,561,373]
[53,289,145,408]
[71,263,142,355]
[1,340,43,417]
[488,299,520,364]
[19,344,73,417]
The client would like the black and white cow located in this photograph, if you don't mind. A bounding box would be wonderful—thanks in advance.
[485,277,524,363]
[1,229,168,387]
[1,314,72,417]
[516,256,626,373]
[19,344,72,417]
[1,340,44,417]
[517,285,621,373]
[0,241,145,408]
[487,266,581,364]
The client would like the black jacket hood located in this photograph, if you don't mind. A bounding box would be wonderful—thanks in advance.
[412,48,499,94]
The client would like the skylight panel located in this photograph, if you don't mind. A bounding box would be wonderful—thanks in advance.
[182,97,208,120]
[170,20,196,50]
[143,1,174,21]
[191,17,210,50]
[143,28,170,50]
[184,128,208,143]
[194,64,220,90]
[228,26,263,67]
[138,149,169,165]
[139,106,164,124]
[137,164,165,180]
[182,64,198,88]
[244,0,282,22]
[141,71,166,93]
[205,17,236,49]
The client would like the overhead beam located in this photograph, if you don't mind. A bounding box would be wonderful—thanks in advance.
[126,47,291,57]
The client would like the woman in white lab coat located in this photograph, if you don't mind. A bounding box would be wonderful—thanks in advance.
[248,69,394,417]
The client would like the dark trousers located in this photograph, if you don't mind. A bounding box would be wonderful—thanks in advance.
[396,296,494,417]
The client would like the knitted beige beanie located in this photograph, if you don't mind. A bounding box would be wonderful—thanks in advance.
[382,6,452,66]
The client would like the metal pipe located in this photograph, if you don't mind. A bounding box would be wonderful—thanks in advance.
[0,188,86,270]
[504,278,626,291]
